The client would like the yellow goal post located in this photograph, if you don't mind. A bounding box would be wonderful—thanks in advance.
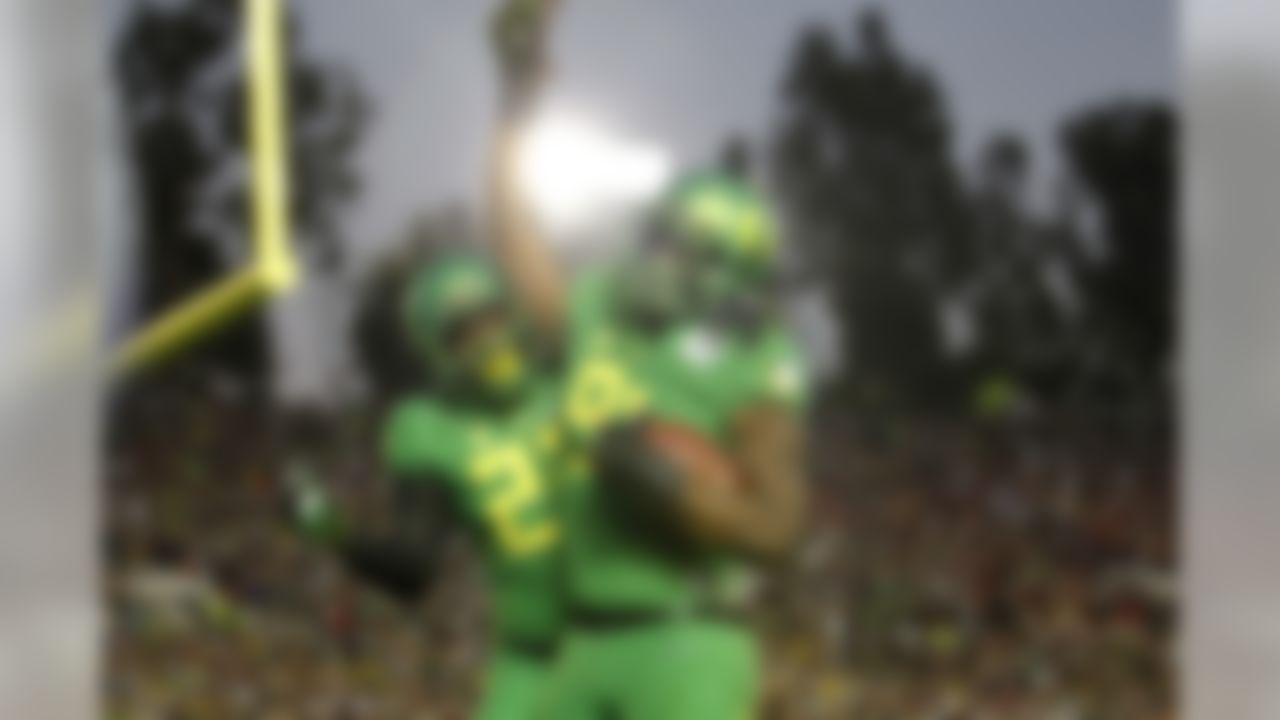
[112,0,299,377]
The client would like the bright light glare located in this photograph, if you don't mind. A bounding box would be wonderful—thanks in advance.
[518,108,673,233]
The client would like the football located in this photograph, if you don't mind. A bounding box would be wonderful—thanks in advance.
[641,419,739,489]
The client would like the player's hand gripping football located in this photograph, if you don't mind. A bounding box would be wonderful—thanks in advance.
[490,0,561,115]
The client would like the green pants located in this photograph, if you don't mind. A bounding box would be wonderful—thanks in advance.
[539,620,759,720]
[474,647,556,720]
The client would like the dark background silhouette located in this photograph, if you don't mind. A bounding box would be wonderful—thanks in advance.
[773,10,1174,422]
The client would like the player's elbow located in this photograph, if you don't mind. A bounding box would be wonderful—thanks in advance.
[727,505,804,564]
[738,473,807,563]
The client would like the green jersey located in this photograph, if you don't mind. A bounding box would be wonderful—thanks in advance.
[382,381,567,645]
[557,270,807,612]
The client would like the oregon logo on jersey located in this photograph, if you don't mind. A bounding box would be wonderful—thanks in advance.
[566,358,649,435]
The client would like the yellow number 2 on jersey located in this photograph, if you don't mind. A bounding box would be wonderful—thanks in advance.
[469,446,560,559]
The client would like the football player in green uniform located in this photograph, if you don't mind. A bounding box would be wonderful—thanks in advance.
[289,256,566,720]
[489,2,809,718]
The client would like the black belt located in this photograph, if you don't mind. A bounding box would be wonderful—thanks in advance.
[500,636,560,662]
[568,603,748,632]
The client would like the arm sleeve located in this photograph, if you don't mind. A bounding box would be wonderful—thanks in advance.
[337,476,457,606]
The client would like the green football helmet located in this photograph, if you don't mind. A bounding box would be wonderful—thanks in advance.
[402,256,529,402]
[644,171,783,334]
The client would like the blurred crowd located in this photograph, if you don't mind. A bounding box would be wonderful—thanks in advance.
[105,385,1174,719]
[757,413,1174,719]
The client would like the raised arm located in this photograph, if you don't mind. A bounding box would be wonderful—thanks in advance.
[488,0,568,343]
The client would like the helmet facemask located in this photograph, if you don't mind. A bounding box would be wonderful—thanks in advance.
[612,217,701,333]
[685,242,780,339]
[404,257,532,407]
[439,305,530,403]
